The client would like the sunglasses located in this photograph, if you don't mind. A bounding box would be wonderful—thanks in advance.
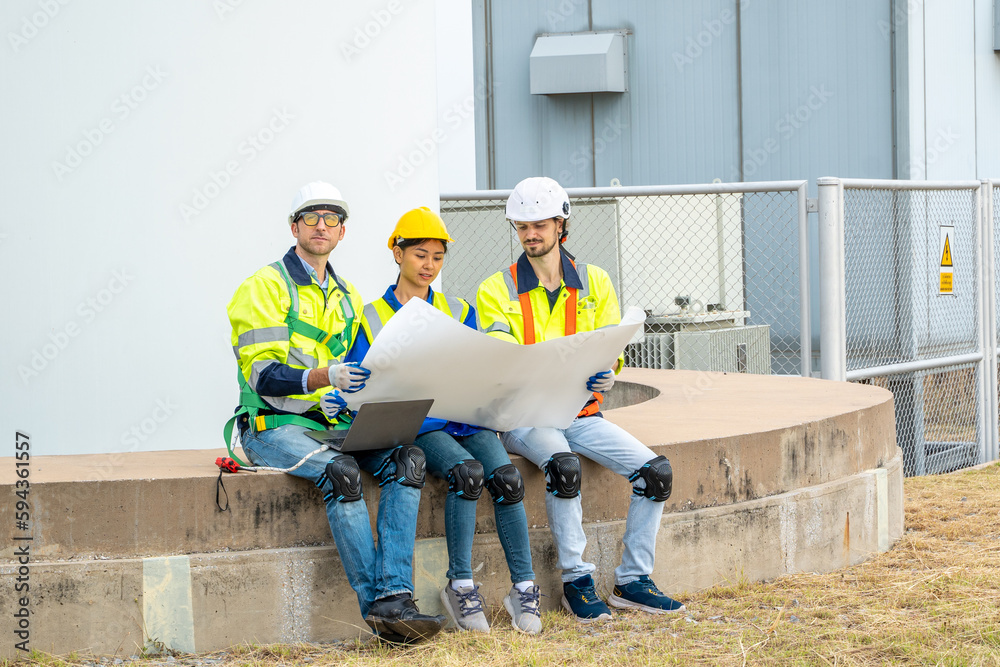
[297,211,344,227]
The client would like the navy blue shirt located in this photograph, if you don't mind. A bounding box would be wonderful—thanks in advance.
[346,285,482,437]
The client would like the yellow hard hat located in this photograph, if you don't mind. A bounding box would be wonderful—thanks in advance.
[387,207,455,249]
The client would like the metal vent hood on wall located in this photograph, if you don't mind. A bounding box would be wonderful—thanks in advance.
[529,30,628,95]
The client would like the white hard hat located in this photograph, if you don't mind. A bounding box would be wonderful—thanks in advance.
[505,177,571,223]
[288,182,350,225]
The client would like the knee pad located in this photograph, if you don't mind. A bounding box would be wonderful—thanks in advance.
[447,459,484,499]
[629,455,672,501]
[376,444,426,488]
[322,455,363,503]
[545,452,581,499]
[485,463,524,505]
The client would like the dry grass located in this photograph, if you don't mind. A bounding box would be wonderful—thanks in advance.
[10,465,1000,666]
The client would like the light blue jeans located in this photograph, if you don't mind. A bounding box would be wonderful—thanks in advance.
[241,424,420,617]
[502,416,664,586]
[416,429,535,584]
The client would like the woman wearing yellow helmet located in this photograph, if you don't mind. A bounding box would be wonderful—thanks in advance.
[336,207,542,635]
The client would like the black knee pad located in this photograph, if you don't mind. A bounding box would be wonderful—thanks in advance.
[629,455,672,501]
[378,444,426,488]
[485,463,524,505]
[545,452,581,499]
[447,459,484,499]
[322,455,363,503]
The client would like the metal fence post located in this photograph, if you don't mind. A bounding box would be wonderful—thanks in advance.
[818,177,846,381]
[984,180,999,463]
[797,182,811,377]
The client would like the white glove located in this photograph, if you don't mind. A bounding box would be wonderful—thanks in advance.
[587,369,615,393]
[327,361,371,393]
[320,390,348,420]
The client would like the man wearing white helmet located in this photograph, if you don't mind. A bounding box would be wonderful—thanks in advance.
[476,176,684,623]
[226,182,446,643]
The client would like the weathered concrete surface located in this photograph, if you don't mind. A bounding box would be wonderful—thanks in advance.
[0,455,903,656]
[0,370,901,657]
[0,370,896,561]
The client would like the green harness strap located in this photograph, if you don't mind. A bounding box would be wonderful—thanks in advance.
[271,261,356,357]
[222,259,356,465]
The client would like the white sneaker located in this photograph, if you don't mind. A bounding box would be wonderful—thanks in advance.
[503,585,542,634]
[440,582,491,633]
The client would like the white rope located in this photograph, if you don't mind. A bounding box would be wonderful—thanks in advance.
[239,444,331,473]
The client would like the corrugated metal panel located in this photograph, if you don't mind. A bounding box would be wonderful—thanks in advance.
[978,0,1000,176]
[738,0,894,185]
[487,0,592,188]
[922,0,977,180]
[592,0,741,186]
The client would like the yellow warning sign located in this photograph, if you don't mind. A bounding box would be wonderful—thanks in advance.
[941,235,953,267]
[940,272,953,293]
[939,226,955,296]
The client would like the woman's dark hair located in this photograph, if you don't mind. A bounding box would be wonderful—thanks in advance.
[394,237,449,254]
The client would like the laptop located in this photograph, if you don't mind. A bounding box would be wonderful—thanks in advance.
[305,399,434,452]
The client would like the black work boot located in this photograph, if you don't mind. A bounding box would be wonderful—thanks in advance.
[364,593,446,643]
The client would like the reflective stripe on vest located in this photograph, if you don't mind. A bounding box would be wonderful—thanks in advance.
[508,262,603,417]
[364,293,467,341]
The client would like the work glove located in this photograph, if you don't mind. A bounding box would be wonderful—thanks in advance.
[586,369,615,393]
[327,361,371,393]
[320,390,348,420]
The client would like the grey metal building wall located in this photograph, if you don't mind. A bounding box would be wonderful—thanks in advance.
[472,0,896,190]
[470,0,898,364]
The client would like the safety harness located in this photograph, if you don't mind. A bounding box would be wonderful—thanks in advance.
[509,262,603,418]
[222,259,355,466]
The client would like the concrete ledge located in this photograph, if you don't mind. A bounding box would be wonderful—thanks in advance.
[1,454,903,655]
[0,370,901,656]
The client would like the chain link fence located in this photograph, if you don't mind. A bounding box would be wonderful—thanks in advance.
[441,183,809,376]
[827,180,986,475]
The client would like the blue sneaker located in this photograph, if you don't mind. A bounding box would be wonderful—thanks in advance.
[609,575,685,614]
[561,575,612,623]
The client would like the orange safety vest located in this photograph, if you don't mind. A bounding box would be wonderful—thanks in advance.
[510,262,603,418]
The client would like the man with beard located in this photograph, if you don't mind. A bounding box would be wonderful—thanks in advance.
[476,176,685,623]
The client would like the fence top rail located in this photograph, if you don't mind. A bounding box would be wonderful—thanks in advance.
[442,180,808,202]
[831,177,982,191]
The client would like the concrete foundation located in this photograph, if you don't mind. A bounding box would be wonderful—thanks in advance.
[0,369,901,657]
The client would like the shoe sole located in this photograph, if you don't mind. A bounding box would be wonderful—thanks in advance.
[503,595,542,634]
[440,588,490,633]
[560,595,612,623]
[608,593,685,614]
[367,615,446,641]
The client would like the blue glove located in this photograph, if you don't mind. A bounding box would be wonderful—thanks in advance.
[327,361,371,393]
[320,390,348,420]
[587,369,615,393]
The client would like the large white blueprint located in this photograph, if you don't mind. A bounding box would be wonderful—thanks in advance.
[345,298,645,431]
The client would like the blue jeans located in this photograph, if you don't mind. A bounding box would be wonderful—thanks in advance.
[502,416,664,586]
[241,424,420,617]
[416,429,535,584]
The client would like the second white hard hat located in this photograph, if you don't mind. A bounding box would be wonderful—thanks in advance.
[288,182,350,225]
[505,176,571,223]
